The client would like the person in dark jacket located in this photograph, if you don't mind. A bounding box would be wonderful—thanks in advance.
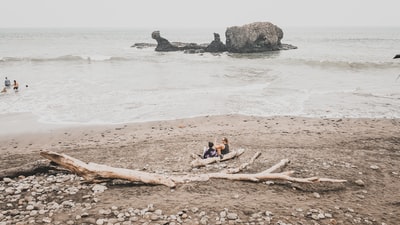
[4,77,10,88]
[203,142,218,159]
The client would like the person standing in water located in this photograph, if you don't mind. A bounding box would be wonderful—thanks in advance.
[13,80,19,91]
[4,77,11,88]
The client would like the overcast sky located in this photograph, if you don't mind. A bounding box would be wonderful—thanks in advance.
[1,0,399,29]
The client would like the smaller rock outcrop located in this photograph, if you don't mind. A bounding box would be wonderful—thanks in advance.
[131,43,157,49]
[151,31,179,51]
[394,54,400,59]
[151,31,206,52]
[205,33,227,53]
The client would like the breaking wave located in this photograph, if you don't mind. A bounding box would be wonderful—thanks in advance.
[1,54,399,71]
[283,58,400,70]
[0,55,131,63]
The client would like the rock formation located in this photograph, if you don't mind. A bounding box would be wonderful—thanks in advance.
[204,33,227,53]
[151,31,205,52]
[225,22,296,53]
[151,31,179,52]
[147,22,296,53]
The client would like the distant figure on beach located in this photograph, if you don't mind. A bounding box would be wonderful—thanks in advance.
[13,80,19,91]
[4,77,11,88]
[203,142,218,159]
[215,137,230,158]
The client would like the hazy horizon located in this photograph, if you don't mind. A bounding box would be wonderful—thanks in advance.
[1,0,399,29]
[1,25,400,30]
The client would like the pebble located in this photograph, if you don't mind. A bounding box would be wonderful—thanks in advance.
[92,184,107,194]
[370,165,380,170]
[3,178,13,183]
[355,179,365,186]
[0,173,385,224]
[191,207,199,213]
[313,192,321,198]
[200,216,208,224]
[227,212,238,220]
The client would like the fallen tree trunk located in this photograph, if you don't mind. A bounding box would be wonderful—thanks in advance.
[0,160,60,179]
[39,150,346,188]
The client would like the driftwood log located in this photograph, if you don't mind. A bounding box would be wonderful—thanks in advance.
[38,150,347,188]
[0,160,66,179]
[190,148,245,168]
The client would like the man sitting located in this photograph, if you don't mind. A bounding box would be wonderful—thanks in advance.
[203,142,218,159]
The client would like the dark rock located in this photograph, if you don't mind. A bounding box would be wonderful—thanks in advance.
[131,43,157,49]
[184,49,205,54]
[151,31,206,52]
[151,31,179,52]
[172,42,205,50]
[280,43,298,50]
[225,22,296,53]
[149,22,296,54]
[394,54,400,59]
[205,33,227,53]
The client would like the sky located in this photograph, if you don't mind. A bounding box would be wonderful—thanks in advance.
[0,0,399,29]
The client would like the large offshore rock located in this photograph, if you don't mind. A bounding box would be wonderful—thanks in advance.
[225,22,294,53]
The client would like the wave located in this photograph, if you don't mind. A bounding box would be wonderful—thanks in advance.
[353,92,400,100]
[1,54,399,71]
[0,55,132,63]
[283,58,400,70]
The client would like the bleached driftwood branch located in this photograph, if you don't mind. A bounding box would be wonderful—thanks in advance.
[190,149,245,168]
[39,150,347,188]
[223,152,261,174]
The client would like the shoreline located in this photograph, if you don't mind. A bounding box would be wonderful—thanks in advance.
[1,112,400,137]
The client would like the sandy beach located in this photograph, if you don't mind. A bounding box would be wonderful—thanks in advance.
[1,114,399,224]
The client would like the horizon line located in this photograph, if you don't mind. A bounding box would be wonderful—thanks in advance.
[1,25,399,29]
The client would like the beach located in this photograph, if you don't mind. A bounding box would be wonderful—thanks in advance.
[1,26,399,225]
[1,115,399,224]
[1,2,400,224]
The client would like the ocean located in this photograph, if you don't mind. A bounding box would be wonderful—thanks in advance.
[0,27,399,129]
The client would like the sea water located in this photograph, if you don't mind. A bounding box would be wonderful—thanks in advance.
[0,27,399,128]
